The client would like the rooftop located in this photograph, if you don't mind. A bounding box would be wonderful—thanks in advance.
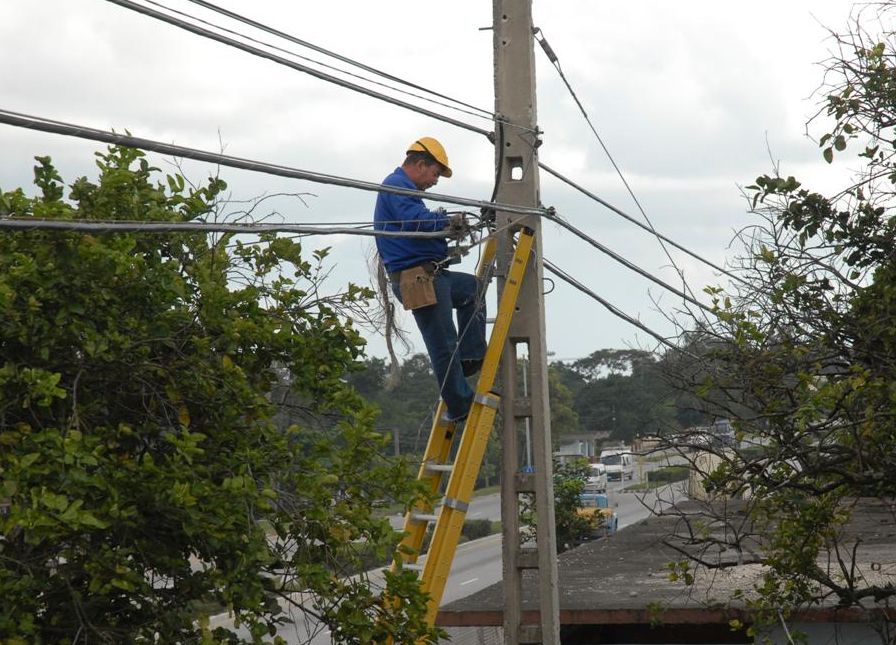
[438,498,896,636]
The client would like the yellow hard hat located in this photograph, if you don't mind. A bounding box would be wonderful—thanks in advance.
[407,137,452,177]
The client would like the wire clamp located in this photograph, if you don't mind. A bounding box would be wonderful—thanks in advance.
[474,393,499,409]
[442,497,469,513]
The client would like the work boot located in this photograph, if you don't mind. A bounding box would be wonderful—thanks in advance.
[444,393,474,425]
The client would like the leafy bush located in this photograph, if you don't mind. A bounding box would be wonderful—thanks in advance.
[461,519,495,541]
[647,465,690,484]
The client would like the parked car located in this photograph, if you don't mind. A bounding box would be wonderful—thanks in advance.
[584,462,607,493]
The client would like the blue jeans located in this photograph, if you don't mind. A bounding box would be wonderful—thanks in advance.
[393,269,487,420]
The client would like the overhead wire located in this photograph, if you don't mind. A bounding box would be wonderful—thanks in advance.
[103,0,492,137]
[540,162,749,287]
[542,258,694,358]
[0,209,512,249]
[131,4,731,308]
[12,9,713,358]
[540,210,715,314]
[143,0,492,124]
[0,108,546,217]
[481,130,720,315]
[181,0,494,120]
[0,218,454,237]
[534,27,716,301]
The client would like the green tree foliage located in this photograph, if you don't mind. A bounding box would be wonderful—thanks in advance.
[519,457,593,553]
[554,349,685,442]
[0,149,437,644]
[344,354,439,457]
[551,458,594,551]
[664,5,896,632]
[547,365,580,438]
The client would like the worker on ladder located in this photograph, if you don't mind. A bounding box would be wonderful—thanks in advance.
[374,137,486,423]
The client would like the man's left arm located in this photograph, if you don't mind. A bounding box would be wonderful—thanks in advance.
[385,192,449,233]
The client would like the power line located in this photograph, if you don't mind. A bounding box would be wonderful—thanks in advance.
[0,108,546,217]
[541,210,714,314]
[543,258,693,357]
[0,218,452,237]
[103,0,492,138]
[143,0,491,125]
[539,162,749,287]
[182,0,494,120]
[534,27,703,299]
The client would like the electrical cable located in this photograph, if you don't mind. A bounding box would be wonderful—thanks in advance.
[182,0,494,120]
[144,0,492,124]
[103,0,492,137]
[539,161,749,287]
[543,257,693,357]
[0,218,457,237]
[534,27,709,300]
[0,108,547,217]
[540,209,715,314]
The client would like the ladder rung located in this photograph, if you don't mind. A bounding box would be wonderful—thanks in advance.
[411,512,440,523]
[486,317,496,324]
[403,563,424,572]
[424,462,454,473]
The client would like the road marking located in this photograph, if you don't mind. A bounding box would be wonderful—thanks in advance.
[459,577,479,586]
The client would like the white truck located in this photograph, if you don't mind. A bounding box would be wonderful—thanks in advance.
[599,447,635,482]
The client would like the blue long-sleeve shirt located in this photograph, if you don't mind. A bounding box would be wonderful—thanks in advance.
[374,167,448,273]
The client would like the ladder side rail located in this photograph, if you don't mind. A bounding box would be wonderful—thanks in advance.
[395,234,499,566]
[394,406,457,565]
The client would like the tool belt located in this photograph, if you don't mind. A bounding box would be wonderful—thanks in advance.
[390,261,440,310]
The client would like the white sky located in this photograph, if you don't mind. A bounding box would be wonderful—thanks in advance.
[0,0,859,362]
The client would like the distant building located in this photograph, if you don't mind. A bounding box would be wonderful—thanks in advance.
[554,431,608,463]
[632,435,661,453]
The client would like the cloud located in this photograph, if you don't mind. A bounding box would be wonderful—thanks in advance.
[0,0,862,359]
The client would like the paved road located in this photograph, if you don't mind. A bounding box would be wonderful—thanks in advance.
[219,494,506,645]
[224,467,688,643]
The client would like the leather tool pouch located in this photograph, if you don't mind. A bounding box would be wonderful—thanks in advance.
[399,265,437,310]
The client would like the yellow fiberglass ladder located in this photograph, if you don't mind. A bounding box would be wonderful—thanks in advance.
[393,227,534,628]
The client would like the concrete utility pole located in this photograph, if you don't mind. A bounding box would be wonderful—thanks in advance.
[493,1,561,643]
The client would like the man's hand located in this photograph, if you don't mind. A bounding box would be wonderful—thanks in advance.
[446,213,471,240]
